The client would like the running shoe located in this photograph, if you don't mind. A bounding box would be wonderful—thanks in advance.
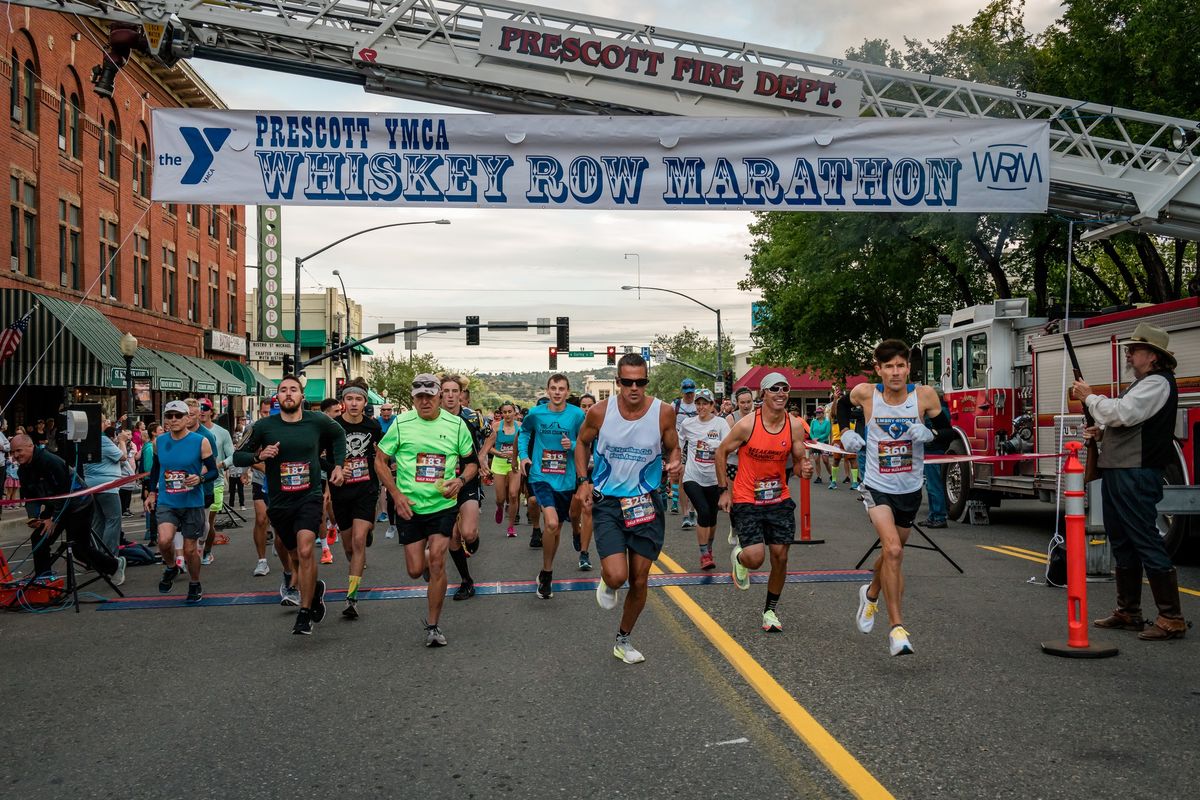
[827,481,838,491]
[158,565,180,594]
[506,525,516,538]
[613,634,645,664]
[536,570,553,599]
[293,609,313,635]
[186,582,203,604]
[730,545,750,591]
[253,558,270,577]
[112,556,127,587]
[578,551,592,571]
[727,527,737,546]
[453,581,476,601]
[530,528,543,549]
[850,482,859,491]
[385,525,397,539]
[280,584,300,607]
[326,529,338,545]
[762,609,783,633]
[814,477,823,485]
[681,517,695,530]
[843,477,850,485]
[424,623,447,647]
[342,599,359,620]
[889,626,914,656]
[670,503,679,514]
[200,553,215,566]
[213,533,230,546]
[377,512,389,523]
[311,579,327,623]
[595,579,618,610]
[856,584,878,634]
[320,546,334,565]
[699,552,715,571]
[494,504,504,525]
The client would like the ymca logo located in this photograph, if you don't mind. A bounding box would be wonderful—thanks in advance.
[179,127,232,184]
[972,143,1043,192]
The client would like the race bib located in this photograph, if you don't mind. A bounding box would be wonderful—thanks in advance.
[499,442,513,457]
[416,453,446,483]
[878,440,913,474]
[694,440,715,465]
[344,456,370,484]
[280,461,311,492]
[754,476,785,505]
[618,493,657,528]
[164,470,188,494]
[540,449,567,475]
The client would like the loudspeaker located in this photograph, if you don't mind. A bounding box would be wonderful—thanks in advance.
[56,403,102,465]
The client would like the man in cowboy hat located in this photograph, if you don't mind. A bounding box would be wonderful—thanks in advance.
[1071,322,1187,641]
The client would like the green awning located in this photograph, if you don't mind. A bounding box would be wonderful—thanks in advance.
[282,329,327,348]
[303,378,327,403]
[189,357,246,395]
[140,349,191,393]
[215,359,275,395]
[367,389,384,404]
[352,341,373,355]
[155,351,221,394]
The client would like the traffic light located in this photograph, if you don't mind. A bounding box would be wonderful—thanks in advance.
[548,346,558,370]
[723,370,734,398]
[330,329,341,350]
[606,345,617,366]
[335,376,346,395]
[556,316,569,350]
[282,353,295,375]
[466,315,480,346]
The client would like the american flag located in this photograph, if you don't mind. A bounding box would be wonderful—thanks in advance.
[0,307,36,364]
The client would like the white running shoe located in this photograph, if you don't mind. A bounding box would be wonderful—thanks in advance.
[385,525,397,539]
[613,634,645,664]
[112,556,127,587]
[595,578,619,610]
[253,559,270,577]
[889,626,915,656]
[200,553,214,566]
[727,526,737,546]
[856,584,878,634]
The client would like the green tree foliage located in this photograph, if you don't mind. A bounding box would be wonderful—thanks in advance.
[365,352,445,409]
[645,327,733,400]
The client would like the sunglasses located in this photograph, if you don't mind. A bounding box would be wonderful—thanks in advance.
[763,384,789,393]
[618,378,650,388]
[164,412,185,420]
[411,381,437,390]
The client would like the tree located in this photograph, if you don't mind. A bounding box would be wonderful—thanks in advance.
[365,352,444,409]
[645,327,733,401]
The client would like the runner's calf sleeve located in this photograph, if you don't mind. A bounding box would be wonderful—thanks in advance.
[449,547,472,583]
[347,574,361,599]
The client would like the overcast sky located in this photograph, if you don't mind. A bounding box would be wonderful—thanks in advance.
[190,0,1064,373]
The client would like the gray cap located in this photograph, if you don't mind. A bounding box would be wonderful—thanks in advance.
[759,372,790,391]
[411,373,440,396]
[695,388,715,403]
[164,400,189,415]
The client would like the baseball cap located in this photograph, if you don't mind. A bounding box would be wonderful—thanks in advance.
[411,373,439,396]
[164,400,189,415]
[759,372,790,391]
[681,378,697,391]
[695,388,715,403]
[198,398,214,412]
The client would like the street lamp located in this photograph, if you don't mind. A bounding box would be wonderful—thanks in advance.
[331,268,352,379]
[293,219,450,370]
[623,253,640,300]
[119,331,138,419]
[621,284,724,394]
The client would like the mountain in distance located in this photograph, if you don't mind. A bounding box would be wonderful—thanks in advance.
[477,366,617,405]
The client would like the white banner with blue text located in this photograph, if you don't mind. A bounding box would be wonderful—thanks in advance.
[151,112,1049,212]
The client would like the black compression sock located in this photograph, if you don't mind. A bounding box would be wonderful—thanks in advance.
[449,547,472,583]
[765,591,781,613]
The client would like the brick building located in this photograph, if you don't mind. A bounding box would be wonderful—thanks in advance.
[1,9,261,429]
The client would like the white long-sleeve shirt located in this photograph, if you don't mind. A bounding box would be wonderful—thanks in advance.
[1085,374,1171,428]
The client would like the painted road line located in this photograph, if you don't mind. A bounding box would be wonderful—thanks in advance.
[978,545,1047,565]
[98,568,873,611]
[979,546,1200,599]
[656,550,894,800]
[997,544,1051,559]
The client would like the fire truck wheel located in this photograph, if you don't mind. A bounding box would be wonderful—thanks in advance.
[944,441,972,522]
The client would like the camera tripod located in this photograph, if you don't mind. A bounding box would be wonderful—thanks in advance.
[3,524,125,612]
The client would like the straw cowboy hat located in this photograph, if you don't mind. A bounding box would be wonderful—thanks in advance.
[1120,322,1177,371]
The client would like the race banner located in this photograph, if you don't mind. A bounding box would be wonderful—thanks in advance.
[150,111,1049,212]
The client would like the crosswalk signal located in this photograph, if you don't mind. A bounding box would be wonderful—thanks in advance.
[548,346,558,370]
[606,346,616,365]
[282,353,295,375]
[556,317,569,350]
[466,315,480,346]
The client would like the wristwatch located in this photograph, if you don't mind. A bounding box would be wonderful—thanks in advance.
[576,476,592,489]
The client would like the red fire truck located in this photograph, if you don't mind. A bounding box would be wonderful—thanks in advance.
[917,297,1199,557]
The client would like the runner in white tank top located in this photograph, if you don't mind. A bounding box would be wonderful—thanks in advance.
[842,340,949,658]
[575,355,681,665]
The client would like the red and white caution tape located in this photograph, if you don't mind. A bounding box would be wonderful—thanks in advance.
[803,440,1063,464]
[0,472,148,508]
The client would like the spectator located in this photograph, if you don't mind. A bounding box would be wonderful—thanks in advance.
[923,385,951,528]
[808,405,831,484]
[84,424,126,554]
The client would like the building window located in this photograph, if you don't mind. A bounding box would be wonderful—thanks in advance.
[58,90,82,158]
[8,53,16,124]
[58,199,81,290]
[162,246,176,316]
[227,208,238,251]
[186,257,200,322]
[100,217,119,299]
[134,143,150,198]
[226,275,237,333]
[208,266,219,327]
[99,117,120,181]
[598,389,610,401]
[134,234,150,308]
[185,204,199,228]
[12,57,37,133]
[207,205,219,240]
[10,176,36,277]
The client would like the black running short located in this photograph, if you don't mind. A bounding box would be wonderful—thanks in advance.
[455,478,482,508]
[267,495,324,551]
[730,499,796,547]
[858,486,923,529]
[330,486,378,530]
[396,507,457,545]
[252,483,266,503]
[683,481,722,528]
[592,492,666,561]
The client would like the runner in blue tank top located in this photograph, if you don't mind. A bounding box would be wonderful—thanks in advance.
[575,354,681,664]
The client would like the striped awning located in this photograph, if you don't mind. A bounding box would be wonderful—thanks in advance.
[215,359,274,395]
[192,357,246,395]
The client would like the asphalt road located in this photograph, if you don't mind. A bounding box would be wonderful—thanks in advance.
[2,481,1197,799]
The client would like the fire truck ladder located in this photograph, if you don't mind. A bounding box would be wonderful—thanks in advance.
[18,0,1200,241]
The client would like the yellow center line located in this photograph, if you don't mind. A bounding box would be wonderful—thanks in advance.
[977,547,1200,599]
[655,549,894,800]
[995,544,1050,559]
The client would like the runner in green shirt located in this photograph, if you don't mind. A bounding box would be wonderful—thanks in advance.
[374,373,477,647]
[234,376,346,636]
